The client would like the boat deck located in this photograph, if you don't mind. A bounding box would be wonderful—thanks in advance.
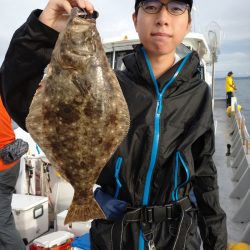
[214,99,247,242]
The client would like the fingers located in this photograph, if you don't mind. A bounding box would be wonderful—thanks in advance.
[69,0,95,13]
[83,0,95,13]
[61,0,73,14]
[48,0,95,14]
[39,0,96,31]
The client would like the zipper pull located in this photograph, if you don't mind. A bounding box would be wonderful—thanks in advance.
[156,99,162,114]
[148,240,156,250]
[115,158,122,187]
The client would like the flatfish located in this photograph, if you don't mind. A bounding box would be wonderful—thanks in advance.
[26,7,130,224]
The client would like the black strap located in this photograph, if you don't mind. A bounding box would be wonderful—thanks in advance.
[111,218,123,250]
[172,205,193,250]
[125,196,192,224]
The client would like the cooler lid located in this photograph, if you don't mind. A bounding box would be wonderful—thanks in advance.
[33,231,74,247]
[11,194,48,211]
[57,209,68,219]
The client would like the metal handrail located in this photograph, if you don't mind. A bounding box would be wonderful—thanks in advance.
[232,96,250,154]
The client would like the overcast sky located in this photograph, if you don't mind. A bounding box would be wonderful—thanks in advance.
[0,0,250,78]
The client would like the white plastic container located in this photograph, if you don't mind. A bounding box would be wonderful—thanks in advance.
[11,194,49,243]
[56,210,91,236]
[32,231,74,248]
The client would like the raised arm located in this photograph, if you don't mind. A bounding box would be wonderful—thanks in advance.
[0,0,94,130]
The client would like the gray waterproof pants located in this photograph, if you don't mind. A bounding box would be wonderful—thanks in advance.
[0,162,26,250]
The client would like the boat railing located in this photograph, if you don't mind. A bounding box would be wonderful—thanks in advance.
[241,117,250,154]
[228,95,250,242]
[232,96,250,154]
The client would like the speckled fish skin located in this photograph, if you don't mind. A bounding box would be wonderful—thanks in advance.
[26,7,130,224]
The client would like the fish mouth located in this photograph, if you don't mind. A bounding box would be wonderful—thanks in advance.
[76,8,99,19]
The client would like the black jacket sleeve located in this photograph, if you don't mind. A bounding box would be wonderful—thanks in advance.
[191,118,227,249]
[0,10,59,130]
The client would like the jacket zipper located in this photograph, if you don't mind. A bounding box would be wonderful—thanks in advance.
[172,151,190,201]
[139,47,191,250]
[114,157,123,199]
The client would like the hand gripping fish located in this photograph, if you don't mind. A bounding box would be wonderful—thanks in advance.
[26,7,130,224]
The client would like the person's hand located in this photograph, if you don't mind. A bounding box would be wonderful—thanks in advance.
[39,0,95,32]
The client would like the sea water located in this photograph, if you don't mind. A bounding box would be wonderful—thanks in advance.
[215,77,250,131]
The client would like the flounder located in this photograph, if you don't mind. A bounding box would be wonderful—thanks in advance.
[26,7,130,224]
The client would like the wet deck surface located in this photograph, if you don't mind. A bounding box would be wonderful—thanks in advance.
[213,99,246,242]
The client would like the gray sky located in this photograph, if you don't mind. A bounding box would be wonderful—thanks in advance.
[0,0,250,78]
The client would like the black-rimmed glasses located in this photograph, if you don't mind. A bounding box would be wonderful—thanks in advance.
[138,0,189,15]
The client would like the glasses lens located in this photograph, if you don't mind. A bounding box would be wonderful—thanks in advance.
[168,1,188,15]
[142,1,162,14]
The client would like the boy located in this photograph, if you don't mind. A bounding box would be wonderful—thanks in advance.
[0,0,227,249]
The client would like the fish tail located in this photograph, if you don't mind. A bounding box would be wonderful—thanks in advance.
[64,198,104,225]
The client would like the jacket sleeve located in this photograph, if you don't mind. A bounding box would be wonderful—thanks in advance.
[0,10,59,130]
[191,119,227,249]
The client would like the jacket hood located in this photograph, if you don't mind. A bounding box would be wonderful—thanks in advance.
[122,44,201,92]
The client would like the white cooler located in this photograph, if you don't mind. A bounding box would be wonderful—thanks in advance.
[31,231,74,248]
[11,194,49,243]
[56,210,91,236]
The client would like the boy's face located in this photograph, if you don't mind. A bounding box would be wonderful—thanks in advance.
[133,0,191,57]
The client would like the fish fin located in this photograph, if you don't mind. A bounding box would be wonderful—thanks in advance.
[64,199,104,225]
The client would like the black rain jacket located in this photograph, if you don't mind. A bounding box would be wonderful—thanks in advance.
[0,10,227,250]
